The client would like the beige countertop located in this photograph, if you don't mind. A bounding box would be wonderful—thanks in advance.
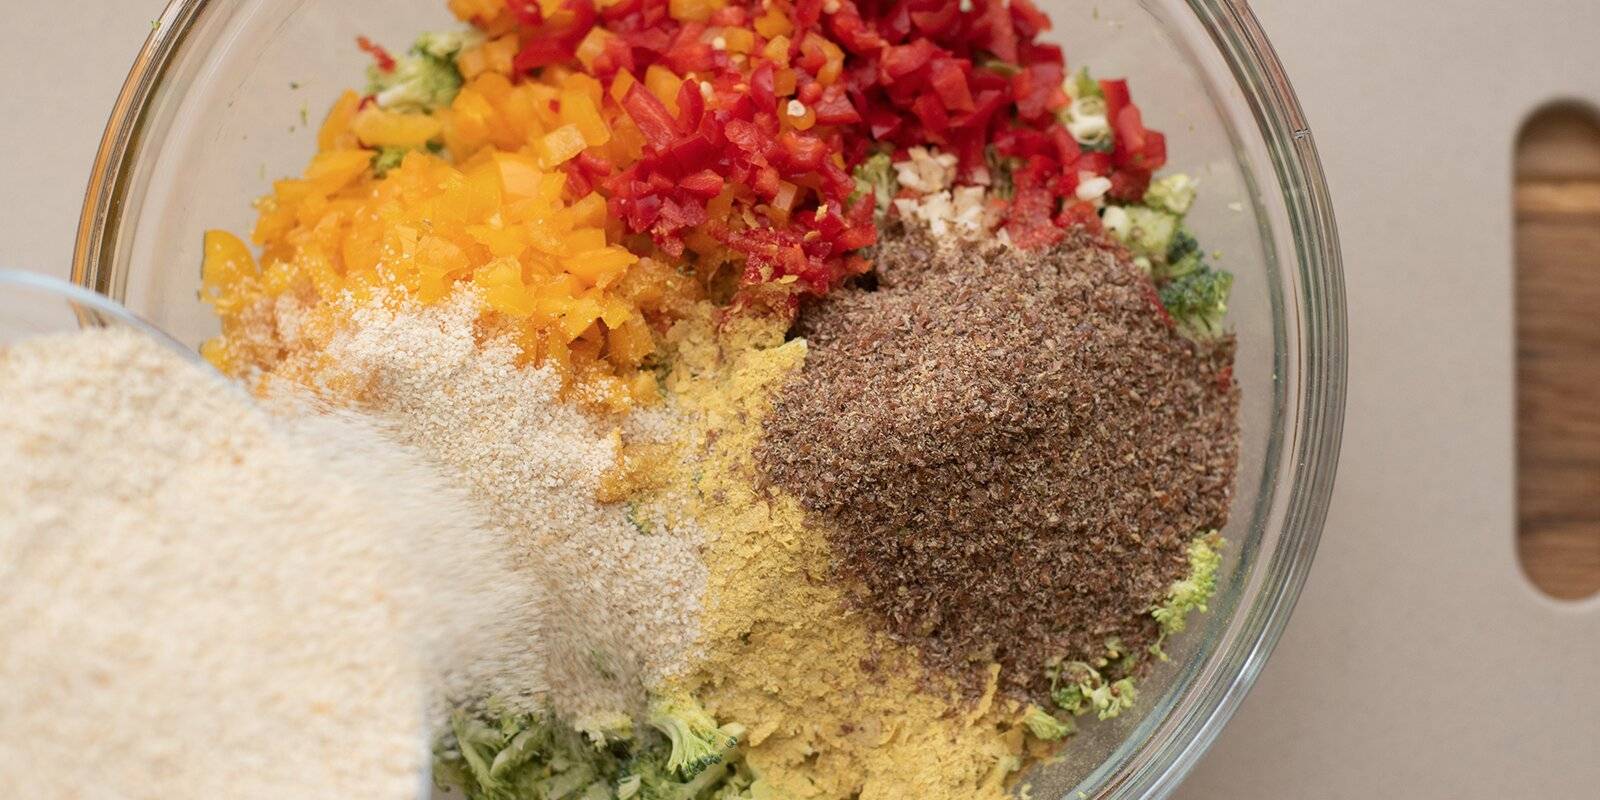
[3,2,1596,798]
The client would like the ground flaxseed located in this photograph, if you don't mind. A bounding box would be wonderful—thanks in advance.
[758,226,1240,702]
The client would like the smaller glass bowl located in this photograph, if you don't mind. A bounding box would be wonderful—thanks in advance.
[0,267,436,797]
[0,268,196,357]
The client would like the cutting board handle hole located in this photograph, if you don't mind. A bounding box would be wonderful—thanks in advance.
[1515,102,1600,601]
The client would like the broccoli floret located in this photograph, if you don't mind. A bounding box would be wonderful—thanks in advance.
[574,710,635,748]
[851,152,897,216]
[438,708,614,800]
[1149,533,1225,660]
[1070,67,1103,100]
[647,692,744,781]
[371,146,408,176]
[1144,173,1199,215]
[367,31,473,113]
[1158,266,1234,340]
[1090,679,1138,721]
[1120,206,1181,264]
[1047,661,1096,716]
[1022,705,1075,741]
[414,29,484,61]
[619,744,752,800]
[438,700,751,800]
[1047,661,1139,721]
[1165,227,1201,269]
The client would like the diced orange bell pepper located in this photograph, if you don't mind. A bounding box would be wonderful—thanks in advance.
[318,90,363,152]
[558,91,611,147]
[351,107,443,149]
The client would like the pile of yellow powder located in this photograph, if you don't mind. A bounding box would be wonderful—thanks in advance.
[633,311,1041,800]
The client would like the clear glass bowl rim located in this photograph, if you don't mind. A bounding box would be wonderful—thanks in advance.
[0,267,198,359]
[70,2,1347,798]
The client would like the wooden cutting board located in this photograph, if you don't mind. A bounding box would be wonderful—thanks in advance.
[1515,106,1600,600]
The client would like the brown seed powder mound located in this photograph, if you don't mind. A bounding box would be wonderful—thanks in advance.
[758,226,1241,702]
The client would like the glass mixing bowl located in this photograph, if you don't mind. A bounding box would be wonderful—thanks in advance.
[0,268,194,356]
[72,1,1345,797]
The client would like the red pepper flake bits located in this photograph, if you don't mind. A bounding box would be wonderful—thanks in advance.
[758,226,1240,703]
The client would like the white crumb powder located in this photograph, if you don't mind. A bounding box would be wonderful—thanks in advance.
[0,328,541,799]
[309,290,705,718]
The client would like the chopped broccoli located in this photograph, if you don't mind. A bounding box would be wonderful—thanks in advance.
[1090,679,1138,721]
[1144,173,1199,215]
[574,710,635,748]
[1158,266,1234,340]
[371,146,408,176]
[437,708,614,800]
[1022,705,1075,741]
[414,29,484,61]
[367,31,473,113]
[851,152,897,216]
[1149,533,1224,660]
[1070,67,1103,100]
[1120,206,1181,264]
[1165,227,1201,270]
[437,701,752,800]
[1048,661,1139,721]
[647,692,745,781]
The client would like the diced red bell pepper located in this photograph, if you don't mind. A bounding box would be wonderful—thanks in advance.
[750,62,777,110]
[680,169,725,199]
[1108,167,1152,201]
[512,0,597,72]
[708,5,747,27]
[798,33,830,74]
[929,58,976,113]
[565,161,595,196]
[724,119,771,157]
[829,9,886,54]
[795,0,825,27]
[666,133,717,173]
[1140,130,1168,171]
[1009,0,1052,38]
[506,0,543,25]
[778,132,829,172]
[975,0,1019,63]
[676,78,705,131]
[751,165,782,198]
[599,0,641,22]
[955,88,1009,132]
[1100,78,1131,122]
[1013,63,1065,120]
[622,83,683,150]
[880,39,938,82]
[813,87,863,125]
[1047,124,1082,166]
[1055,199,1103,234]
[864,104,904,140]
[1075,151,1113,177]
[911,91,951,135]
[910,2,960,36]
[1112,104,1148,166]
